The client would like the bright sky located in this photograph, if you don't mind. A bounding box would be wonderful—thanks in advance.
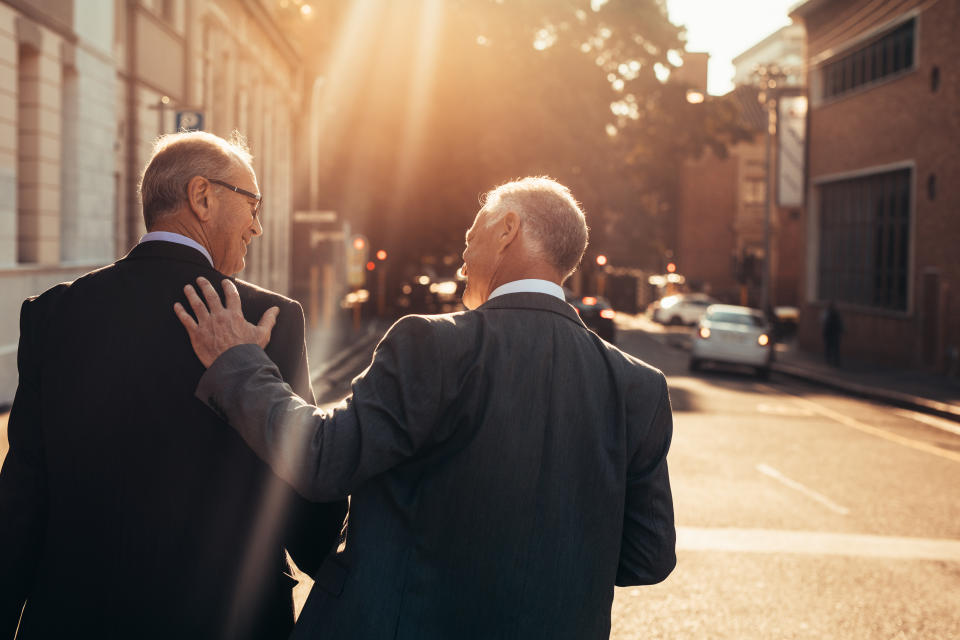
[665,0,798,95]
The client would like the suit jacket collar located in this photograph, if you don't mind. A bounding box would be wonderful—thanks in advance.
[478,291,588,330]
[121,240,224,274]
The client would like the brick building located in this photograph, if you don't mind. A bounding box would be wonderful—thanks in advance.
[674,24,806,308]
[790,0,959,369]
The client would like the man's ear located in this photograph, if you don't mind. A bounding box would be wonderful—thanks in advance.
[496,211,521,252]
[186,175,213,222]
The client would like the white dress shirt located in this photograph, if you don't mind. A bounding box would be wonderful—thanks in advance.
[487,279,565,301]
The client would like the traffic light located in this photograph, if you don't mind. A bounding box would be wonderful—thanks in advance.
[347,234,369,287]
[376,249,387,261]
[666,262,676,273]
[596,255,608,266]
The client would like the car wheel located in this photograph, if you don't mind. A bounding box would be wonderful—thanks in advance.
[755,366,770,380]
[669,315,683,326]
[689,358,701,372]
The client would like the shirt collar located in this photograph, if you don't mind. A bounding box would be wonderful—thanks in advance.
[488,279,565,301]
[139,231,214,267]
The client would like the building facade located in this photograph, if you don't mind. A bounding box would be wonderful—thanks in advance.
[791,0,959,369]
[0,0,117,403]
[674,23,806,308]
[0,0,317,404]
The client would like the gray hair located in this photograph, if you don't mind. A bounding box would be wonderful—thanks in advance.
[481,176,589,279]
[139,130,253,229]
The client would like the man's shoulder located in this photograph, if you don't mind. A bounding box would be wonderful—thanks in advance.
[24,261,118,308]
[582,331,667,390]
[387,309,477,340]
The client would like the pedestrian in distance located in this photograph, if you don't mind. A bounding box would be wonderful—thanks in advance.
[0,131,347,640]
[174,176,677,639]
[822,300,844,367]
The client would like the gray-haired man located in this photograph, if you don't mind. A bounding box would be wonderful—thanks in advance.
[177,176,675,639]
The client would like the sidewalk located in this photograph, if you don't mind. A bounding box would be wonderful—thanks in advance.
[772,339,960,422]
[305,317,389,404]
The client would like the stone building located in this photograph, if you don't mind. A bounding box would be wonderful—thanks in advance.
[0,0,116,402]
[790,0,959,369]
[0,0,319,404]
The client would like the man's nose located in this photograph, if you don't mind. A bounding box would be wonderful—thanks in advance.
[251,214,263,236]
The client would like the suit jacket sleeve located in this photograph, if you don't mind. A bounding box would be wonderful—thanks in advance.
[196,315,445,502]
[615,372,676,586]
[273,301,347,574]
[0,298,49,638]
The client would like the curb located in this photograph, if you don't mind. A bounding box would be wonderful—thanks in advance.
[310,324,384,386]
[772,361,960,423]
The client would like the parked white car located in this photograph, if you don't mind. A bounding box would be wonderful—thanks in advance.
[689,304,773,378]
[652,293,717,325]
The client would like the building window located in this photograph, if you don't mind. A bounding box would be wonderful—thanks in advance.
[817,168,910,311]
[821,18,915,100]
[17,44,41,263]
[743,178,766,205]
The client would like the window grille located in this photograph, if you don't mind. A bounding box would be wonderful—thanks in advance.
[821,19,915,100]
[817,168,910,311]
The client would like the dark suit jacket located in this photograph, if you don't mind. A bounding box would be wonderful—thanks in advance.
[198,292,676,639]
[0,241,347,640]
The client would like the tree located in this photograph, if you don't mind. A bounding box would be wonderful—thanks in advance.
[302,0,751,272]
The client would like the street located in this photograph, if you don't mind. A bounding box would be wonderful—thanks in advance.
[609,318,960,639]
[2,318,958,638]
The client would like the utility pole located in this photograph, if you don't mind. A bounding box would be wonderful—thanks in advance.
[753,65,788,313]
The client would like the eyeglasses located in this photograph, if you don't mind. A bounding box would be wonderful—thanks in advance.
[208,178,263,220]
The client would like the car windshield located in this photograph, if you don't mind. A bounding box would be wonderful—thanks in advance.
[707,311,764,327]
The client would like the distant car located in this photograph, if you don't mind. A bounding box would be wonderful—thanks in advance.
[652,293,718,326]
[565,290,616,342]
[689,304,773,378]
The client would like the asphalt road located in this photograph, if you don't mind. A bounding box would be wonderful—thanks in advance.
[610,316,960,639]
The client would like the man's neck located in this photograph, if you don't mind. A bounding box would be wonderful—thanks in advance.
[487,261,562,293]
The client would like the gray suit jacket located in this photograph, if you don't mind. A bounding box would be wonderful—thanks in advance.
[197,292,675,639]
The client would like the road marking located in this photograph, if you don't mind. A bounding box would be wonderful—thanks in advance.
[756,403,816,417]
[756,463,850,515]
[893,408,960,437]
[677,526,960,561]
[758,384,960,464]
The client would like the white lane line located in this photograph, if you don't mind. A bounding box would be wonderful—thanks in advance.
[756,463,850,515]
[757,384,960,464]
[677,527,960,561]
[893,408,960,437]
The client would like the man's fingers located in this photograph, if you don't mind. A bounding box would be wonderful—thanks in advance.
[223,279,242,313]
[256,306,280,348]
[173,302,198,333]
[183,284,210,321]
[257,306,280,332]
[196,277,224,312]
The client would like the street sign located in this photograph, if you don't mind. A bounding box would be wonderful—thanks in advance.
[176,110,204,132]
[294,210,338,224]
[777,96,807,208]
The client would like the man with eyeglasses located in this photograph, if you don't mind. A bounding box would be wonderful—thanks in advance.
[0,131,346,639]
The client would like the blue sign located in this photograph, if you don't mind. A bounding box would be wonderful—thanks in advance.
[176,110,204,132]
